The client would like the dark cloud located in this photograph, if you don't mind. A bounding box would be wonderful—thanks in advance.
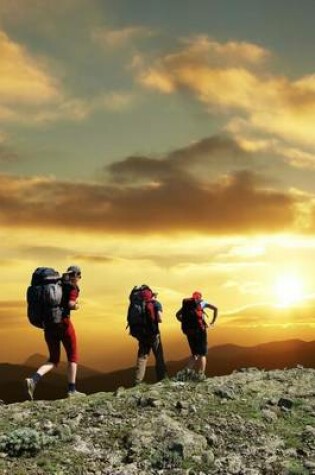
[0,135,300,235]
[107,135,253,183]
[70,254,115,264]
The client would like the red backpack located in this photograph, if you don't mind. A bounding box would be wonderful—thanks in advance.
[180,298,203,334]
[127,285,158,338]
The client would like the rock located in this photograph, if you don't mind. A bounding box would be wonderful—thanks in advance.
[261,409,278,423]
[227,454,243,474]
[238,367,261,373]
[284,448,298,458]
[201,449,215,464]
[214,386,236,400]
[302,425,315,441]
[176,400,189,410]
[114,387,125,397]
[42,420,54,431]
[277,398,294,410]
[206,432,218,447]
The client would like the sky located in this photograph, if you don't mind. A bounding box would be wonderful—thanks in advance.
[1,0,315,372]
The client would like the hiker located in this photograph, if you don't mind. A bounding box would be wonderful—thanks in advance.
[25,265,85,399]
[127,285,167,385]
[176,291,218,379]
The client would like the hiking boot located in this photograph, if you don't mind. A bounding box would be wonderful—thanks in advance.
[67,390,86,398]
[174,368,195,382]
[25,378,36,400]
[194,372,207,382]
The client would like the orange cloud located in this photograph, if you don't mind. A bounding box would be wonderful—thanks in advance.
[0,157,297,235]
[136,36,315,159]
[0,31,60,105]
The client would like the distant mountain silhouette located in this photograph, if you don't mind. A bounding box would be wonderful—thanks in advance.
[1,339,315,404]
[23,353,102,379]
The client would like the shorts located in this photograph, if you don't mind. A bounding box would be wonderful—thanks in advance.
[44,318,78,365]
[186,329,208,357]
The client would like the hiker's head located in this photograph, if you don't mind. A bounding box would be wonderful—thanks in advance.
[141,288,153,301]
[66,265,81,283]
[192,291,202,302]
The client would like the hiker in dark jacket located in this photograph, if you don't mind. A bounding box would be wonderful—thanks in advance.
[25,266,85,399]
[176,291,218,379]
[128,286,167,385]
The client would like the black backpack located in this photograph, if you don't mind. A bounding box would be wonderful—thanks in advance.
[26,267,63,328]
[180,298,200,334]
[127,285,157,338]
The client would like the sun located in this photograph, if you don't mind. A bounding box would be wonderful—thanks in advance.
[274,273,304,307]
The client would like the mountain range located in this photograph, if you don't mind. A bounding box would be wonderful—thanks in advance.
[1,339,314,403]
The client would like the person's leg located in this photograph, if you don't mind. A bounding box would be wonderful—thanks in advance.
[35,362,56,377]
[62,320,82,394]
[199,330,208,374]
[199,356,207,373]
[151,334,167,381]
[186,333,198,371]
[25,328,60,400]
[195,330,207,378]
[135,338,150,384]
[186,355,197,370]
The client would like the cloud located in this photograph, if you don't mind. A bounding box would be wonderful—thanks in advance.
[0,132,19,164]
[70,254,115,264]
[222,299,315,328]
[0,31,60,105]
[0,134,299,235]
[0,144,18,163]
[179,35,270,66]
[19,245,72,260]
[0,28,135,125]
[135,35,315,161]
[92,25,156,48]
[107,135,253,183]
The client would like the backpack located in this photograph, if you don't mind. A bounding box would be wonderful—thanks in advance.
[127,285,157,338]
[26,267,63,328]
[180,298,202,334]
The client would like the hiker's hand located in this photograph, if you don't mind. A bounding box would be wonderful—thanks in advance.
[73,302,80,310]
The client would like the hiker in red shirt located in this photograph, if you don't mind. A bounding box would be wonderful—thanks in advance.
[176,291,218,380]
[25,266,85,399]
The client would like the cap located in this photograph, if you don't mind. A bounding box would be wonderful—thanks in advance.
[66,265,81,276]
[192,291,202,300]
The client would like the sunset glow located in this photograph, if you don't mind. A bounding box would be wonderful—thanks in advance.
[275,273,305,308]
[0,0,315,372]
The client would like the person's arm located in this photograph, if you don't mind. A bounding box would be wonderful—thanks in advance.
[68,287,79,310]
[157,310,163,323]
[204,303,218,325]
[155,301,163,323]
[176,308,183,321]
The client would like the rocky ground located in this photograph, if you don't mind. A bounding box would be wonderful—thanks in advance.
[0,367,315,474]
